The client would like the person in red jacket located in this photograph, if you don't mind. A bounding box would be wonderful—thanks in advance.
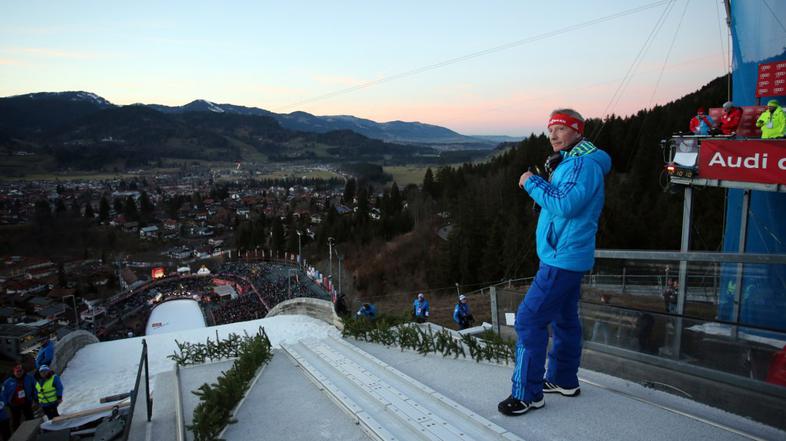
[689,108,715,135]
[720,101,742,135]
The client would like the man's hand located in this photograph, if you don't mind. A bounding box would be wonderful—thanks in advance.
[519,171,534,189]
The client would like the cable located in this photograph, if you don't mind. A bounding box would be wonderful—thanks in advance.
[620,0,688,173]
[592,0,676,140]
[648,0,691,106]
[713,0,729,80]
[276,0,672,112]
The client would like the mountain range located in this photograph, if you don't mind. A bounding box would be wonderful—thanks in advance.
[0,91,498,147]
[0,91,502,173]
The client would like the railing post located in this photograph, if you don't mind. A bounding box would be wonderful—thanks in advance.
[621,267,626,294]
[732,189,751,337]
[143,339,152,422]
[489,286,499,335]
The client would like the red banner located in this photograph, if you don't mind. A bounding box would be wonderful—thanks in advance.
[698,140,786,184]
[756,61,786,98]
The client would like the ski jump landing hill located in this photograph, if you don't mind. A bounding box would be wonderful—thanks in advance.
[44,298,786,441]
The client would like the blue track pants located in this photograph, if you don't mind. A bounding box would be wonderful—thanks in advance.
[511,262,584,402]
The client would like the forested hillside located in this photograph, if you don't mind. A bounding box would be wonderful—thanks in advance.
[343,76,730,295]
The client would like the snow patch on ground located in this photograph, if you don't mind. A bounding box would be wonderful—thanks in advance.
[60,315,339,414]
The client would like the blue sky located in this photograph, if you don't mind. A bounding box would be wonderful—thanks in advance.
[0,0,730,135]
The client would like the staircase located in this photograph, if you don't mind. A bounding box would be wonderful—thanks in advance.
[282,337,523,441]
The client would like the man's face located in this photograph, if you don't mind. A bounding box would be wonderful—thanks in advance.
[769,106,776,113]
[548,124,581,152]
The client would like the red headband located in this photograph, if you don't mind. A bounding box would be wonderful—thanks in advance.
[548,113,584,135]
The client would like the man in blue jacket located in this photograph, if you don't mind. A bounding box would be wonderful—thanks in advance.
[412,292,429,323]
[35,339,55,370]
[1,364,36,430]
[453,295,474,330]
[0,406,9,440]
[356,303,377,320]
[498,108,611,416]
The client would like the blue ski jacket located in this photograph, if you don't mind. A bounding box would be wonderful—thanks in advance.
[524,139,612,272]
[36,340,54,369]
[412,299,430,318]
[453,303,471,324]
[1,374,36,406]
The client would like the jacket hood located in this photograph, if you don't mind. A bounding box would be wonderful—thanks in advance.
[588,148,612,176]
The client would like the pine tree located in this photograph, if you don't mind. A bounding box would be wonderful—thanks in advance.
[271,216,284,257]
[99,196,110,223]
[422,167,438,199]
[84,203,95,219]
[285,214,298,253]
[123,196,139,221]
[34,200,52,226]
[140,191,154,220]
[390,182,402,215]
[343,178,356,205]
[57,262,67,288]
[70,201,81,217]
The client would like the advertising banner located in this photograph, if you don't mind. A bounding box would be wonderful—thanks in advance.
[698,139,786,184]
[756,61,786,97]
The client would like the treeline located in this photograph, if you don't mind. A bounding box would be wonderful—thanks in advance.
[423,76,730,287]
[343,76,730,296]
[233,178,414,257]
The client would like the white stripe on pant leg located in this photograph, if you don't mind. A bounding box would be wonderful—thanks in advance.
[513,344,526,399]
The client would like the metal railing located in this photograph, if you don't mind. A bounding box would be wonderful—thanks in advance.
[487,249,786,394]
[121,339,152,440]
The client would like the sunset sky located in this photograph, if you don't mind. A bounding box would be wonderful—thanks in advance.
[0,0,730,135]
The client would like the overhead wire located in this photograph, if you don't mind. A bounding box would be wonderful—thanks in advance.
[275,0,672,112]
[592,0,677,141]
[648,0,691,107]
[713,0,730,93]
[621,0,689,171]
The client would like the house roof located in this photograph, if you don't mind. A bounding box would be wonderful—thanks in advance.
[27,296,53,306]
[0,323,36,337]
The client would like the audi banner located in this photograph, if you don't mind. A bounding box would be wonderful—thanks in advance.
[698,140,786,185]
[756,60,786,98]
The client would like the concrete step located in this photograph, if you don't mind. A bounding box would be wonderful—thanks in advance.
[282,337,522,441]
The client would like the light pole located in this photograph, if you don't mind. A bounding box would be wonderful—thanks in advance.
[296,231,302,267]
[336,252,343,297]
[328,237,334,282]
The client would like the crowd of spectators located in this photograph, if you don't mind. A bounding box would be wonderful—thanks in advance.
[97,261,330,338]
[209,293,266,325]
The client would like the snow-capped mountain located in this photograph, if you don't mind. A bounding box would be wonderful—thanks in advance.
[15,91,114,108]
